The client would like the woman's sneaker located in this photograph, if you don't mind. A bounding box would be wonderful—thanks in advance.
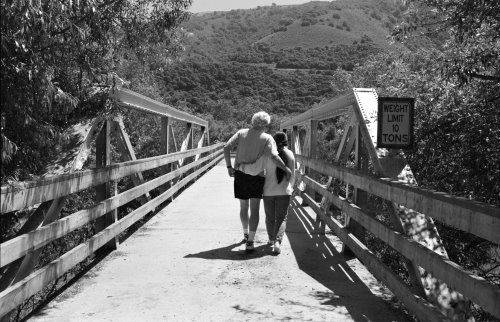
[241,233,249,243]
[267,240,274,246]
[272,241,281,255]
[245,240,255,253]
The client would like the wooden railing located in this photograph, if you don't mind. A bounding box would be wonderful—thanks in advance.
[293,154,500,321]
[281,88,500,320]
[0,143,224,317]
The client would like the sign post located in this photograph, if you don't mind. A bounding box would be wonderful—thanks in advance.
[377,97,414,149]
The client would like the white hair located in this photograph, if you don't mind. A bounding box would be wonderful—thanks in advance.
[251,111,271,129]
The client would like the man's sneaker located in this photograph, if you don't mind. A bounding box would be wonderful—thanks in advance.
[245,240,255,252]
[273,241,281,254]
[267,240,274,246]
[242,233,249,243]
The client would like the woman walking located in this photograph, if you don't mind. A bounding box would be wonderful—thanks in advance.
[263,131,295,254]
[224,112,291,252]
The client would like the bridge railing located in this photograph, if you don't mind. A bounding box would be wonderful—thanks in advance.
[293,154,500,321]
[0,141,223,317]
[282,88,500,321]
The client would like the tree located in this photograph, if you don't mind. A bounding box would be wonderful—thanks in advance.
[1,0,193,181]
[328,2,500,317]
[393,0,499,86]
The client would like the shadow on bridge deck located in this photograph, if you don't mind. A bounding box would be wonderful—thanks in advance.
[28,160,411,322]
[285,198,409,321]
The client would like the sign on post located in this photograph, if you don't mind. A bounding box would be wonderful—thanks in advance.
[377,97,414,149]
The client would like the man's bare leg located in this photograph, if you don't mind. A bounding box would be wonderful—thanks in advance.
[239,199,250,241]
[247,198,261,245]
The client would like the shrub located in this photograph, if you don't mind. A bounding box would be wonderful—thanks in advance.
[370,11,382,20]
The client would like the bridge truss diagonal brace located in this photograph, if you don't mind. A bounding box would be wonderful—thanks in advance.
[351,88,472,319]
[178,123,194,167]
[194,126,208,162]
[111,116,151,204]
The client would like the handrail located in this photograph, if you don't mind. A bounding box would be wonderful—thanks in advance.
[280,92,355,128]
[295,154,500,244]
[292,155,500,320]
[0,145,223,316]
[0,150,223,267]
[0,143,223,214]
[295,194,448,322]
[110,87,208,127]
[300,174,500,318]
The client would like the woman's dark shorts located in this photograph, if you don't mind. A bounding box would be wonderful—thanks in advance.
[234,170,265,199]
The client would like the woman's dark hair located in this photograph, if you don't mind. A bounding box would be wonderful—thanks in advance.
[273,132,289,183]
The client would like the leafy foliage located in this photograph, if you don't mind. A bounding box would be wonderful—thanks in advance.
[156,60,339,141]
[230,42,380,70]
[1,0,192,181]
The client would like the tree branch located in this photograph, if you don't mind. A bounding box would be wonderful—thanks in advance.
[470,73,500,82]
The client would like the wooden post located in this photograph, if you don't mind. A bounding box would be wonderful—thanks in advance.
[160,117,172,191]
[112,180,119,245]
[304,120,319,206]
[188,124,195,177]
[291,126,299,155]
[308,119,318,195]
[95,120,117,253]
[342,124,368,257]
[160,117,171,157]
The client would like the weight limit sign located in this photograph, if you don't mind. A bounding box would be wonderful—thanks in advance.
[377,97,415,149]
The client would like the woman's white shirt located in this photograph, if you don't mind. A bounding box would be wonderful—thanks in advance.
[263,148,295,196]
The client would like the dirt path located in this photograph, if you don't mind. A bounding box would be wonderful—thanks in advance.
[30,161,410,321]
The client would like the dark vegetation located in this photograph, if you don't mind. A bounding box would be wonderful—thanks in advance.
[1,0,499,320]
[230,42,379,70]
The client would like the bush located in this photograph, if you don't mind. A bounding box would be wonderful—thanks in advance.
[370,11,382,20]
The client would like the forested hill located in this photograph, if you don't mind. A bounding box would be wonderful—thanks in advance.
[153,0,426,141]
[183,0,410,63]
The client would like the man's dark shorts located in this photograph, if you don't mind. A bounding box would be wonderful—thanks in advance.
[234,170,265,199]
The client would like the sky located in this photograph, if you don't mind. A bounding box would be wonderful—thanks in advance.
[189,0,312,13]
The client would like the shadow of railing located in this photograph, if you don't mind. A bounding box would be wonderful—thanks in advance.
[285,198,409,322]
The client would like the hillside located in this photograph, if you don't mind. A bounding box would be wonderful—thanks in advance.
[148,0,412,142]
[183,0,407,61]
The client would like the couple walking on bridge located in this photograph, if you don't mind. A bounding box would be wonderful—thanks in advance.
[223,111,296,255]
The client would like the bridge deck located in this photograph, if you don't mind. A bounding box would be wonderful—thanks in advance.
[30,161,410,321]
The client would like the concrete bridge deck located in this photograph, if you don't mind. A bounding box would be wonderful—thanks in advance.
[30,161,410,321]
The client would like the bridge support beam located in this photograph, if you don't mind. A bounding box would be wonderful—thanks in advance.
[160,117,173,195]
[112,116,150,204]
[304,120,318,201]
[95,120,118,253]
[342,124,368,257]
